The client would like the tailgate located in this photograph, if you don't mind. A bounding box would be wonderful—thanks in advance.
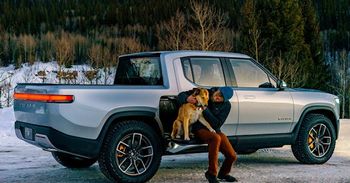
[13,84,74,126]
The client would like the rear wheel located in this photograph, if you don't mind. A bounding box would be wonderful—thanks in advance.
[98,120,162,183]
[52,151,97,168]
[292,114,336,164]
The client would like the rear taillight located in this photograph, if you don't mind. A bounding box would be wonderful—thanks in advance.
[14,93,74,103]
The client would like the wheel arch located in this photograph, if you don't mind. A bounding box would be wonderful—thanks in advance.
[96,109,164,155]
[292,106,339,143]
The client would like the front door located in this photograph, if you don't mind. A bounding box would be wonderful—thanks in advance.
[227,58,294,135]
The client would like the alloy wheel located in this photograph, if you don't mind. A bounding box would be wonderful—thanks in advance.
[115,133,154,176]
[307,124,332,158]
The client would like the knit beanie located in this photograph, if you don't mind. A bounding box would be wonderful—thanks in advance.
[219,87,233,102]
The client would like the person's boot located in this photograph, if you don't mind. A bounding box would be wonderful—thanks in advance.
[205,171,219,183]
[217,173,238,182]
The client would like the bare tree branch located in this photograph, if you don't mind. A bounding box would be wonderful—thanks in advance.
[55,32,74,84]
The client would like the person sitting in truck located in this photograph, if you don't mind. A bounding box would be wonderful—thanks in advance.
[177,86,237,183]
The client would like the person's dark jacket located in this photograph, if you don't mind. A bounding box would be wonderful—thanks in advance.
[177,87,231,132]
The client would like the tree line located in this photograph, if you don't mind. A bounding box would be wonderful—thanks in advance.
[0,0,349,117]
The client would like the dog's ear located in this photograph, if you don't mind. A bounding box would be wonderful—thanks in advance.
[204,89,209,98]
[192,88,200,96]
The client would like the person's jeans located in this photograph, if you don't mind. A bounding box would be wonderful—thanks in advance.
[194,128,237,176]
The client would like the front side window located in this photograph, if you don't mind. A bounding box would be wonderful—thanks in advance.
[229,59,272,88]
[115,57,162,85]
[182,57,225,87]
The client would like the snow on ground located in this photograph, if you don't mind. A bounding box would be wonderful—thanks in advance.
[0,107,15,137]
[0,107,31,149]
[0,61,116,85]
[0,62,116,108]
[0,108,350,183]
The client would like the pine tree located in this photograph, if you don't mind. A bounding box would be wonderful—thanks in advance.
[301,0,329,89]
[240,0,315,88]
[240,0,262,61]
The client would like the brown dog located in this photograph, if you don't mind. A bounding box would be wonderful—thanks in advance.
[171,88,216,140]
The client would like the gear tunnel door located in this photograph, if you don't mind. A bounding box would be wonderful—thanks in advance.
[159,95,179,134]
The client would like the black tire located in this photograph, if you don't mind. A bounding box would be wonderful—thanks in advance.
[52,151,97,168]
[292,114,336,164]
[98,120,162,183]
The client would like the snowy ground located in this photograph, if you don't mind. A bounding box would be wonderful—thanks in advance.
[0,62,116,108]
[0,107,349,183]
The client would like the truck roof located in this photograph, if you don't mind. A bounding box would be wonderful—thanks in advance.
[119,50,251,59]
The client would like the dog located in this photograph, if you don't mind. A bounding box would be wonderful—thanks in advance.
[171,88,216,140]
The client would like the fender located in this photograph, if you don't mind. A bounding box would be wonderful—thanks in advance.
[93,108,163,155]
[291,106,339,142]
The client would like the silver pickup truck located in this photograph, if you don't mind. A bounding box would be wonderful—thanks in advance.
[14,51,340,183]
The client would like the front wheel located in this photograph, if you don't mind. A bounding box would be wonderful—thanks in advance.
[98,120,162,183]
[52,151,97,168]
[292,114,336,164]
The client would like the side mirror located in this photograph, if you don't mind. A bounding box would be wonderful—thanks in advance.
[277,80,287,90]
[258,82,275,88]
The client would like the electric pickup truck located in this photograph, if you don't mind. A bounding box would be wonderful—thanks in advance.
[13,51,340,183]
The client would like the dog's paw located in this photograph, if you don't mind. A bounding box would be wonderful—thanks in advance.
[209,129,216,133]
[184,136,190,141]
[176,135,181,139]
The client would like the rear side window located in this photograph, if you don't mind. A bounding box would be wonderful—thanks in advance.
[182,57,225,87]
[114,57,163,85]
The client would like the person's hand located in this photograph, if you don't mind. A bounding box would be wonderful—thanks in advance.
[187,95,197,104]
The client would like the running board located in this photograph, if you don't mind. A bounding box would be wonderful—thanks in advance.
[166,142,208,154]
[163,133,208,154]
[166,141,208,154]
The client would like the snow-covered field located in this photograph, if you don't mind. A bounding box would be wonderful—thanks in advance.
[0,107,16,139]
[0,62,116,108]
[0,107,349,183]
